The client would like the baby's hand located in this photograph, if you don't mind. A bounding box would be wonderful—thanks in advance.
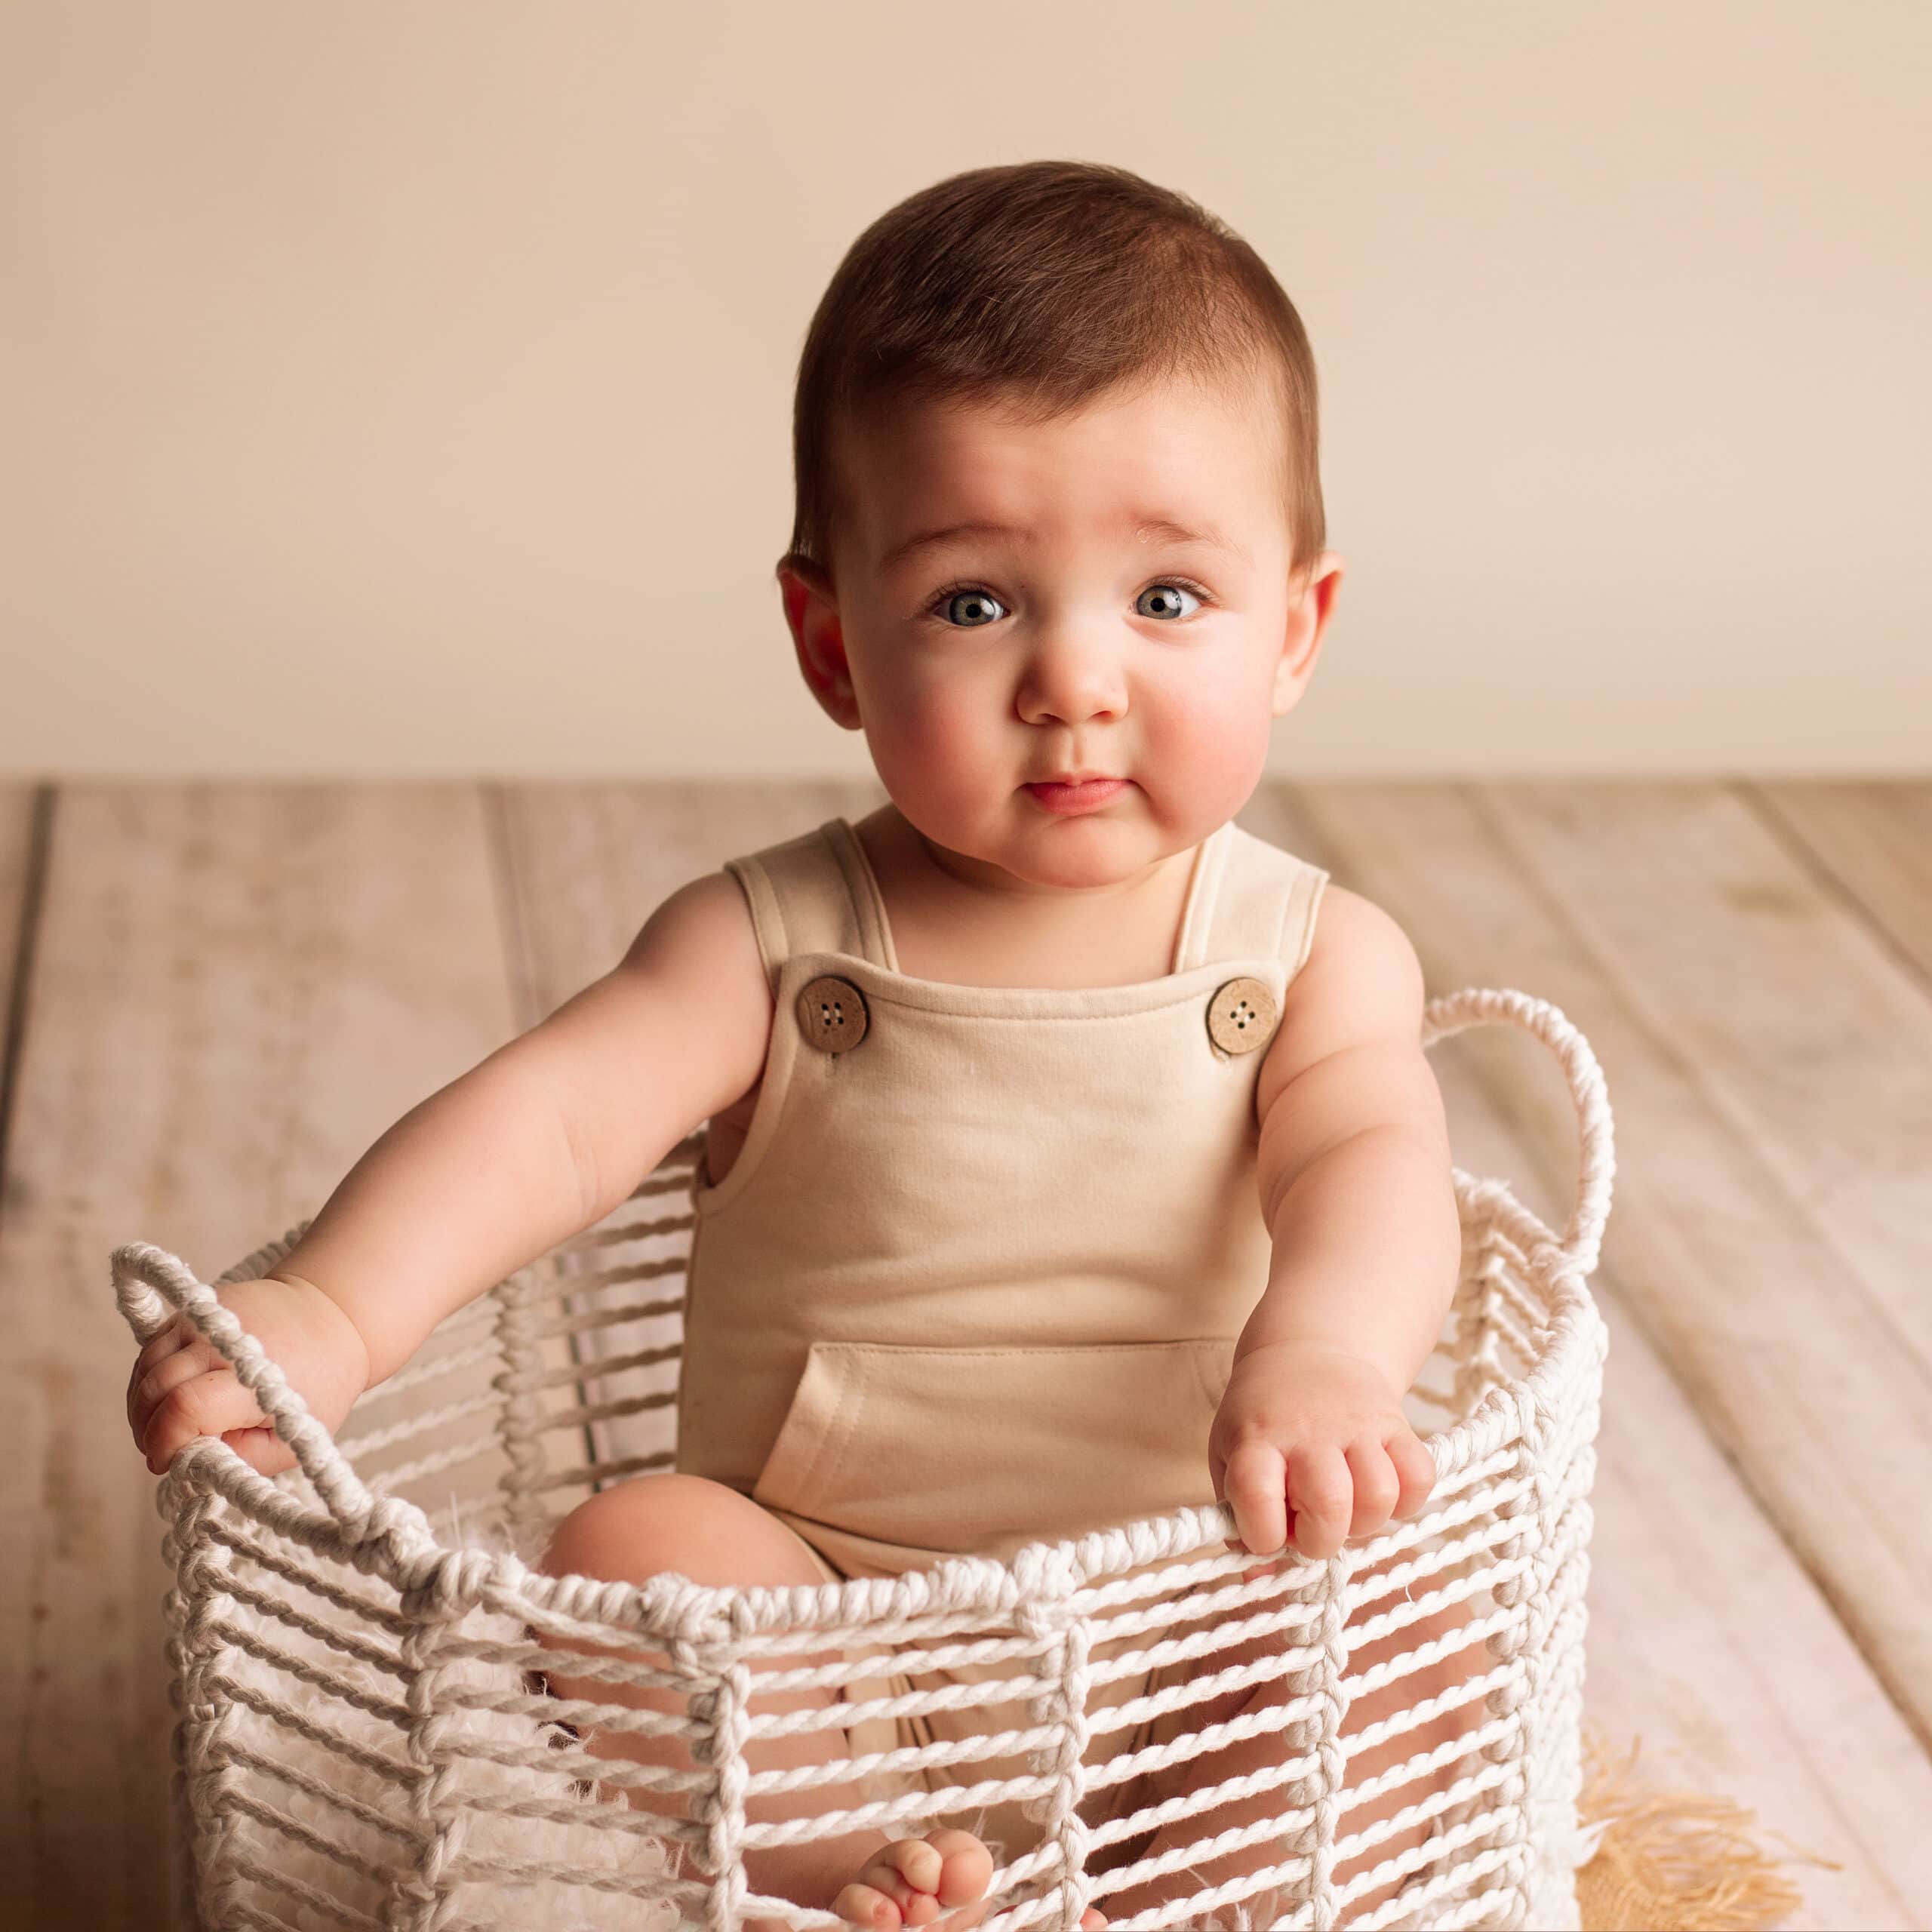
[126,1274,371,1479]
[1208,1340,1436,1564]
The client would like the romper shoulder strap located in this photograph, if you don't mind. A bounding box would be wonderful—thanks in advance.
[721,818,889,986]
[1174,817,1329,979]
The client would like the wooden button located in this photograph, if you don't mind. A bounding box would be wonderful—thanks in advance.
[1206,976,1276,1055]
[796,974,869,1053]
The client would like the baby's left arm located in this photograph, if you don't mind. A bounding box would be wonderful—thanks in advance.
[1214,884,1463,1563]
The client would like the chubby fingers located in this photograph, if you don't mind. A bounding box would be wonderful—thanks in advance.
[1286,1444,1354,1559]
[125,1317,194,1432]
[131,1337,221,1434]
[1217,1435,1289,1564]
[1306,1429,1437,1552]
[1218,1426,1440,1567]
[1386,1425,1438,1521]
[132,1345,255,1476]
[1343,1436,1402,1538]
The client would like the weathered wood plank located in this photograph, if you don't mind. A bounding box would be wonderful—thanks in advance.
[0,785,512,1931]
[1747,780,1932,988]
[1502,780,1932,1373]
[1479,780,1932,1688]
[1247,780,1932,1928]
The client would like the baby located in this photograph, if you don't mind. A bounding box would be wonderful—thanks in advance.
[127,160,1472,1929]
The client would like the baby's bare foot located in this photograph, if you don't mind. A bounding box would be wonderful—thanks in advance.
[832,1826,1107,1930]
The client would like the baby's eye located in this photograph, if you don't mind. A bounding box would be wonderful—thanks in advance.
[927,580,1210,628]
[933,586,1006,629]
[1136,581,1204,621]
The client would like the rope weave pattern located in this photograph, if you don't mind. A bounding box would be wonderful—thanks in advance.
[112,986,1612,1932]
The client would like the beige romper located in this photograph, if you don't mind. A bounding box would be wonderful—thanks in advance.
[675,812,1328,1859]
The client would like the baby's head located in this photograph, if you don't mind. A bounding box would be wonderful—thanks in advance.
[776,160,1343,891]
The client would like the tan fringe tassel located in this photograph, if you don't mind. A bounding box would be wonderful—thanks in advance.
[1574,1725,1836,1931]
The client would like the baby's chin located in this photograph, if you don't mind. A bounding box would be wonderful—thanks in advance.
[924,798,1208,891]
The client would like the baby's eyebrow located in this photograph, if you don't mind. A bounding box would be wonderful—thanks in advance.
[878,520,1020,571]
[1133,516,1250,563]
[879,515,1248,572]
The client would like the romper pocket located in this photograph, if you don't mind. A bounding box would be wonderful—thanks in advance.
[749,1337,1236,1560]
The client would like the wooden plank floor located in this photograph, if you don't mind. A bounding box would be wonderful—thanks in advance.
[3,777,1927,1932]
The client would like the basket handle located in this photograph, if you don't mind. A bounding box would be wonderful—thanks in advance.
[112,1223,411,1547]
[1420,986,1615,1276]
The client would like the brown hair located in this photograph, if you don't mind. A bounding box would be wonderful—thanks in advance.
[779,159,1325,592]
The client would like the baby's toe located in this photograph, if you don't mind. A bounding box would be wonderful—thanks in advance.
[832,1880,905,1931]
[924,1827,993,1907]
[836,1838,952,1928]
[835,1828,1001,1930]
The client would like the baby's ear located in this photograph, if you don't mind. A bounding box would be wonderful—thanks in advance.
[779,561,863,731]
[1272,551,1343,714]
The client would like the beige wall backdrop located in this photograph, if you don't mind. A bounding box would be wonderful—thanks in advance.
[3,2,1926,778]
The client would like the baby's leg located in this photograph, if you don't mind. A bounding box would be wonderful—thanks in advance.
[1097,1558,1480,1927]
[534,1474,909,1928]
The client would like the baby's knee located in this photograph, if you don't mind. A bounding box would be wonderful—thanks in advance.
[536,1470,739,1586]
[528,1475,740,1711]
[537,1471,841,1606]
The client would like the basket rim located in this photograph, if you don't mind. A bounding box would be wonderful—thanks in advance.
[125,1165,1606,1636]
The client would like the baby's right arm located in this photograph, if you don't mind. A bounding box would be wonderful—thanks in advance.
[127,868,772,1478]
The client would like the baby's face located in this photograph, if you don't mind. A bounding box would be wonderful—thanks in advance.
[781,370,1341,891]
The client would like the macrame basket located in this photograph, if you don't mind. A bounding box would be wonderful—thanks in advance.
[113,985,1612,1932]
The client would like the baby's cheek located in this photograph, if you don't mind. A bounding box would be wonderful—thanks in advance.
[1161,685,1272,811]
[874,693,992,808]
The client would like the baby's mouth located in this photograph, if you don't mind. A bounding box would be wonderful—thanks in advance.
[1023,777,1131,814]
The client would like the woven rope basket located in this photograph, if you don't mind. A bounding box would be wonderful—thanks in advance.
[112,985,1612,1932]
